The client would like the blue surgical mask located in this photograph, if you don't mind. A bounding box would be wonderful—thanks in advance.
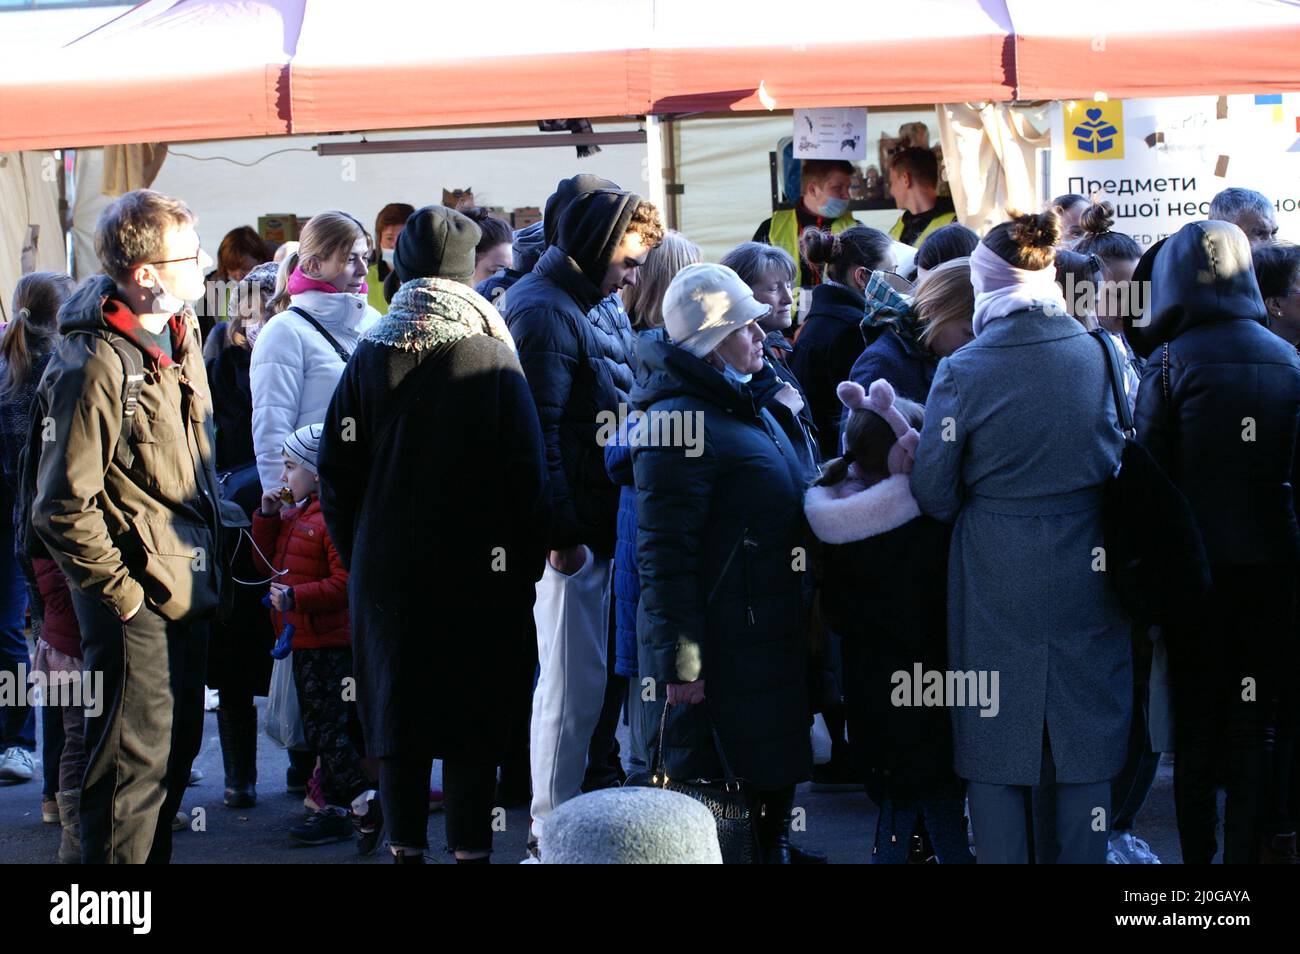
[817,197,849,218]
[722,362,753,385]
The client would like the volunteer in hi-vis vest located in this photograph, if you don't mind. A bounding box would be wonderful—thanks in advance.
[753,159,859,323]
[365,201,415,316]
[887,147,956,249]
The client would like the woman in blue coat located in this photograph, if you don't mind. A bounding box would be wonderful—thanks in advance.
[910,211,1131,864]
[633,264,814,863]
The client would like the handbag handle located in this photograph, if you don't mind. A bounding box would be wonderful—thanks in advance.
[652,698,742,792]
[1090,329,1135,437]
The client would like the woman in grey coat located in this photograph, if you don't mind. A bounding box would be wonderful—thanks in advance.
[910,211,1132,864]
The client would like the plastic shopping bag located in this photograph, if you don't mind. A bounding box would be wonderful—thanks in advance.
[265,653,306,749]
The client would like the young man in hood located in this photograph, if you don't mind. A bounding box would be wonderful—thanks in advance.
[499,179,664,854]
[31,189,241,863]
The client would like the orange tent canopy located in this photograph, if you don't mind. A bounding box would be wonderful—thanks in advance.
[1,0,1298,151]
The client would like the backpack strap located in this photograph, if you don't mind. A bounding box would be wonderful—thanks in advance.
[66,330,146,469]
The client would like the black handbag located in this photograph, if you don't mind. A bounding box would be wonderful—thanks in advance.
[1091,330,1212,627]
[626,702,761,864]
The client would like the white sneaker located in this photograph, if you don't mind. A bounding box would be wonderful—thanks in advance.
[1108,830,1162,864]
[0,746,35,782]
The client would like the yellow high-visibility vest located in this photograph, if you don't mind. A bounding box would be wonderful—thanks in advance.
[366,263,389,315]
[889,209,958,248]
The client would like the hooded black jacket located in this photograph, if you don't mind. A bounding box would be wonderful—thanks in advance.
[1133,221,1300,566]
[501,187,640,556]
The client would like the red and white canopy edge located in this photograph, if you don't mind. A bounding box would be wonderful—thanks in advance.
[6,0,1296,154]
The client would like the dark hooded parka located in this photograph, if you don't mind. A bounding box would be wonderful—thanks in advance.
[1131,221,1300,569]
[1130,222,1300,864]
[499,186,641,557]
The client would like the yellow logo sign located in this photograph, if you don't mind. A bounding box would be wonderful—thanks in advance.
[1064,100,1125,161]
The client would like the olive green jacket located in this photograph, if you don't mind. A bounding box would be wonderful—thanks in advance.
[32,275,243,622]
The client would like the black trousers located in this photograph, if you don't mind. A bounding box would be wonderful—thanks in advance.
[1167,563,1295,864]
[72,591,209,864]
[380,754,497,855]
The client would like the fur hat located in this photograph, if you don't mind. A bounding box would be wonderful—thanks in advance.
[837,378,920,476]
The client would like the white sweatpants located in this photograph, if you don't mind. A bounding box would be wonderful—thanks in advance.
[528,547,612,841]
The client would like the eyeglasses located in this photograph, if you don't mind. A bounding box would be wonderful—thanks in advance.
[148,252,204,267]
[149,237,206,267]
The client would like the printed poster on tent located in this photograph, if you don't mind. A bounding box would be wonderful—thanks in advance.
[793,108,868,160]
[1049,95,1300,247]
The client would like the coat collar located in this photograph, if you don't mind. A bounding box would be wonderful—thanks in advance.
[804,474,921,544]
[288,289,371,332]
[964,306,1087,349]
[808,282,866,327]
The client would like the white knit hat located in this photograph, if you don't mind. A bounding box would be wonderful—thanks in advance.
[283,423,323,475]
[663,263,770,358]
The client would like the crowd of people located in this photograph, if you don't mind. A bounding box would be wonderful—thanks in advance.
[0,166,1297,865]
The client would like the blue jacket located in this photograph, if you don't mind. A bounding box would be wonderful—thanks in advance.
[606,439,639,678]
[849,326,936,405]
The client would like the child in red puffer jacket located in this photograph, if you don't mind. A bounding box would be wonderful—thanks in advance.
[251,423,380,851]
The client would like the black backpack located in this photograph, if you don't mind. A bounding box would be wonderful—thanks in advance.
[1091,329,1212,627]
[17,330,144,560]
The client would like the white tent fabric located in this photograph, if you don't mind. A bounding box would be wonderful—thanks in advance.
[937,103,1052,237]
[0,151,67,324]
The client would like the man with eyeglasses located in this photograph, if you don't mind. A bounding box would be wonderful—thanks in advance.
[31,189,241,863]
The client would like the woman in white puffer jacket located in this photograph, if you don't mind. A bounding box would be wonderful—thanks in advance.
[250,211,380,493]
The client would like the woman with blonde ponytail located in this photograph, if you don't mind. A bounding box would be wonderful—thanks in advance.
[250,211,380,494]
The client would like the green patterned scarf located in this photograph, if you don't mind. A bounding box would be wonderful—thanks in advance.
[859,270,925,350]
[365,277,515,351]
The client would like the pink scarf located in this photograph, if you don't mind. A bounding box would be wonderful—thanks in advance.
[286,266,367,297]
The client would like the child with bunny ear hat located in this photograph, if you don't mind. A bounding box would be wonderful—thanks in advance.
[803,378,973,864]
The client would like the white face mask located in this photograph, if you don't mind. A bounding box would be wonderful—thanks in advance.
[381,248,396,267]
[149,275,187,315]
[244,319,264,348]
[722,361,753,385]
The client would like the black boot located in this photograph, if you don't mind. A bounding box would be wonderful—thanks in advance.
[217,703,257,808]
[758,788,828,865]
[286,748,314,793]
